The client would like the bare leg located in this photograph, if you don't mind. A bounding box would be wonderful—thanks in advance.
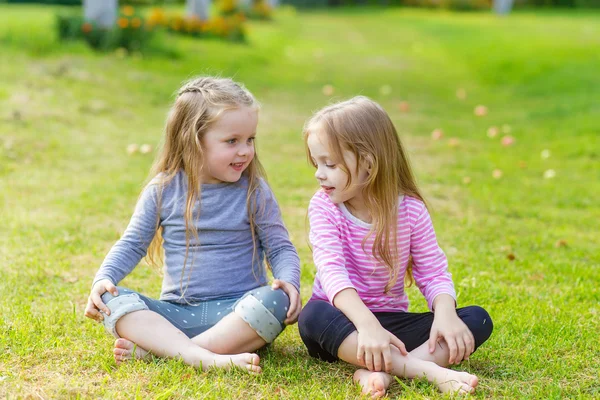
[409,339,452,366]
[114,310,261,373]
[339,332,478,395]
[114,312,267,361]
[191,313,267,354]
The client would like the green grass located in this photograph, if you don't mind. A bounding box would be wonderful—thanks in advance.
[1,4,599,399]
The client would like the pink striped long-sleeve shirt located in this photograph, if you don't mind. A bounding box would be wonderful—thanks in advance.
[309,190,456,312]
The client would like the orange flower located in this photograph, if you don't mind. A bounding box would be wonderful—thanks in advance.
[148,8,167,26]
[189,16,203,32]
[81,22,93,34]
[171,20,183,31]
[122,5,135,17]
[212,16,226,35]
[131,17,142,29]
[117,18,129,29]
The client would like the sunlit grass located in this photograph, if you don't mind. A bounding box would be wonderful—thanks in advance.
[0,4,598,399]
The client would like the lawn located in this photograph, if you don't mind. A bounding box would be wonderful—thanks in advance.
[0,4,598,399]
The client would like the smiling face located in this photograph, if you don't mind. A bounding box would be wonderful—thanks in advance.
[200,106,258,184]
[306,124,369,206]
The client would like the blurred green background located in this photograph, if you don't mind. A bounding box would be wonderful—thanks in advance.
[0,1,598,398]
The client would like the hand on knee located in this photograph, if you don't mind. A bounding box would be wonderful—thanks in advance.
[271,279,302,324]
[101,290,149,338]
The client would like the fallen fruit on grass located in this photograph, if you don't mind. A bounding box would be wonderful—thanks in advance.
[474,105,488,116]
[431,129,444,140]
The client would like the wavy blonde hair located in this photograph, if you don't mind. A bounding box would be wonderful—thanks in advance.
[144,76,267,296]
[304,96,425,292]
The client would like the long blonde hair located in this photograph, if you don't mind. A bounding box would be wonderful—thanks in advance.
[144,76,267,295]
[304,96,425,291]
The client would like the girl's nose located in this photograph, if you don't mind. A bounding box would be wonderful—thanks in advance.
[238,143,252,156]
[314,167,326,181]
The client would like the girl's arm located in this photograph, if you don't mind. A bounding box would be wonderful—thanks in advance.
[85,183,160,321]
[93,183,160,287]
[409,202,456,311]
[255,181,301,323]
[409,202,474,364]
[333,288,407,372]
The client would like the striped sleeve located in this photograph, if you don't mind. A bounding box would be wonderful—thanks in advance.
[308,195,354,304]
[409,201,456,311]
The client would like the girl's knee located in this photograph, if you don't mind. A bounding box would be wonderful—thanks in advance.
[298,300,334,339]
[234,286,290,343]
[460,305,493,346]
[298,300,319,332]
[298,301,350,362]
[254,286,290,321]
[101,287,149,338]
[471,305,493,336]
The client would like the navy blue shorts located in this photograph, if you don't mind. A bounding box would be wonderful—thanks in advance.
[298,298,493,362]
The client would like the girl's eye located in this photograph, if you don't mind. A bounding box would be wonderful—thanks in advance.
[227,139,237,144]
[247,137,255,144]
[326,164,336,169]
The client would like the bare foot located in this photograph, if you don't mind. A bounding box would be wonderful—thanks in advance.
[436,370,478,395]
[212,353,261,374]
[113,338,260,374]
[113,338,150,364]
[353,369,392,398]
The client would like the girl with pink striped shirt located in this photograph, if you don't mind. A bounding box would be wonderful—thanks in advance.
[298,96,492,397]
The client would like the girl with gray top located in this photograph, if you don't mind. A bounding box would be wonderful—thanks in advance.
[84,77,301,374]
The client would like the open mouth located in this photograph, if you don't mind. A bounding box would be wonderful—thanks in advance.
[321,186,335,194]
[230,162,245,171]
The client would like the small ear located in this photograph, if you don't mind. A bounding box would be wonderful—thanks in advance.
[361,154,374,174]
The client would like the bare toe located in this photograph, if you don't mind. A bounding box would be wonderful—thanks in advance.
[113,339,132,364]
[244,354,261,374]
[246,363,262,374]
[353,369,391,398]
[213,353,262,374]
[466,374,479,389]
[114,338,132,350]
[112,338,149,363]
[437,370,479,394]
[113,347,131,364]
[457,372,478,393]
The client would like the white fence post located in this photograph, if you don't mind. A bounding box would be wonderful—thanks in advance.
[83,0,118,28]
[493,0,514,14]
[187,0,211,21]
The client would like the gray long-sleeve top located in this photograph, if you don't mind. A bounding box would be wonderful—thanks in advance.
[93,171,300,303]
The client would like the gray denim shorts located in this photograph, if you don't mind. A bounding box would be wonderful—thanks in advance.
[100,286,290,343]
